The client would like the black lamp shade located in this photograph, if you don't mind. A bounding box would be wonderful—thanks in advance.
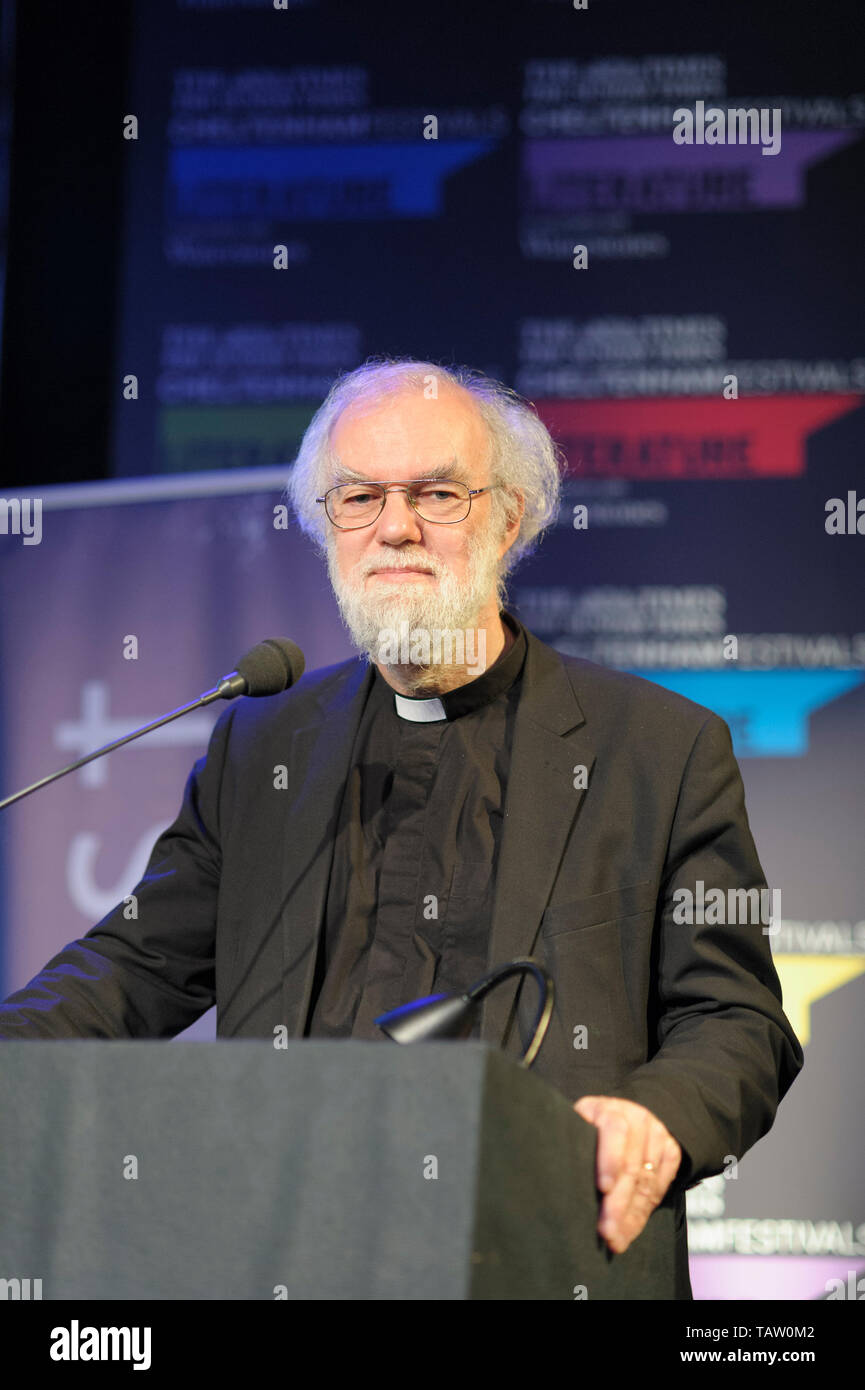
[375,993,474,1043]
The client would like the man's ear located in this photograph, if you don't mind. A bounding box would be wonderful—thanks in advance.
[500,488,526,553]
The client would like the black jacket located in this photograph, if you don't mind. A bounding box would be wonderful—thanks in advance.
[0,624,803,1290]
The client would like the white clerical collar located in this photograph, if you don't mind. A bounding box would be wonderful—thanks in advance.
[393,692,447,723]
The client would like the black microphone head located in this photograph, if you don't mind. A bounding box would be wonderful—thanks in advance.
[235,638,305,697]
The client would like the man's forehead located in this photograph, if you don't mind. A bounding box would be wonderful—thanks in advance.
[328,455,473,485]
[328,384,490,471]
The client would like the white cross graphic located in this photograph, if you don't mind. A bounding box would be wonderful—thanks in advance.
[54,681,217,788]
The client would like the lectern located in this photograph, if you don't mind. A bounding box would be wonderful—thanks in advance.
[0,1041,685,1299]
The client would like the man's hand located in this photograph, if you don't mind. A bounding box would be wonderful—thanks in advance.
[573,1095,682,1254]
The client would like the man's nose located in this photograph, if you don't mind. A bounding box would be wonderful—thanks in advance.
[374,488,424,540]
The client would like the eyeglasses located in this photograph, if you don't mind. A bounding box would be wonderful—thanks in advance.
[316,478,496,530]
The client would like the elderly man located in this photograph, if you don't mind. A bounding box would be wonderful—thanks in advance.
[0,358,802,1296]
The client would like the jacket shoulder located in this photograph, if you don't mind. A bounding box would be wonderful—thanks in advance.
[213,652,367,743]
[553,647,725,740]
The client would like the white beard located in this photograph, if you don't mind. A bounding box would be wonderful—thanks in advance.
[327,527,505,693]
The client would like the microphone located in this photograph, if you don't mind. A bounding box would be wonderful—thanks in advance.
[0,637,306,811]
[214,637,305,699]
[375,958,555,1068]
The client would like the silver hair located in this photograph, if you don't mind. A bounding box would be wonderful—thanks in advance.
[284,357,564,577]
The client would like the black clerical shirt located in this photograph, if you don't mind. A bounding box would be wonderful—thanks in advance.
[305,611,527,1038]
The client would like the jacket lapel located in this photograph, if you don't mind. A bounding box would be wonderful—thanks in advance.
[480,630,594,1049]
[279,657,373,1037]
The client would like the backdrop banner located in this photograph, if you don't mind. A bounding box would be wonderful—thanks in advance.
[2,0,864,1305]
[1,472,862,1302]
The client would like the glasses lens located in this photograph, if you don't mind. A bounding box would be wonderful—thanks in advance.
[328,483,385,527]
[327,480,472,527]
[410,481,470,522]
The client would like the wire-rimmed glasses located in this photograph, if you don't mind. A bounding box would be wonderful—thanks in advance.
[316,478,496,530]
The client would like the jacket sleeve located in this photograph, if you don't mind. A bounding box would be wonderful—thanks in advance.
[608,711,804,1188]
[0,705,236,1040]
